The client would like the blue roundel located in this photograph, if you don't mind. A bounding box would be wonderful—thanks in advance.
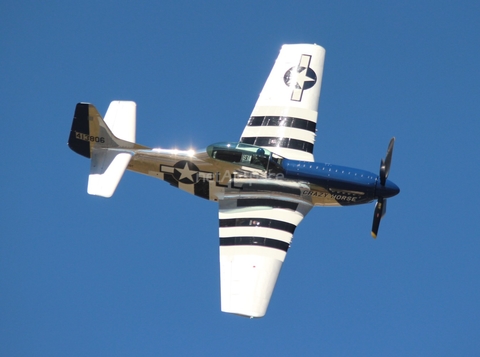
[173,160,199,184]
[283,66,317,90]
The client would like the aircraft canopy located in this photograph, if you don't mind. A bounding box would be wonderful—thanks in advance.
[207,142,273,170]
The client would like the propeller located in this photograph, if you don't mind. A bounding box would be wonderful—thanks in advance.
[380,138,394,185]
[371,137,397,238]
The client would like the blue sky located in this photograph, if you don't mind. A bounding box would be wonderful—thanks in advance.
[1,1,479,356]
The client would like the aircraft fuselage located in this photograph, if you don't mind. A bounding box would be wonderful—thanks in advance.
[129,142,399,208]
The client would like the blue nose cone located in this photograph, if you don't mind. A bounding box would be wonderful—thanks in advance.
[376,179,400,198]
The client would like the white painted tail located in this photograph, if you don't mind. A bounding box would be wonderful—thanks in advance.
[87,101,137,198]
[87,150,132,198]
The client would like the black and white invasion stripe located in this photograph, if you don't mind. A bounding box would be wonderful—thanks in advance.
[240,115,317,161]
[219,197,312,258]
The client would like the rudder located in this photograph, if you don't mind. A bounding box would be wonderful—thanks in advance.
[68,103,96,158]
[68,102,129,158]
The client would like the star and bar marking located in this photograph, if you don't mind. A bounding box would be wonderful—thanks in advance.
[160,160,213,184]
[283,54,317,102]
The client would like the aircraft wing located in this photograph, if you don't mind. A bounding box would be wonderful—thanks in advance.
[218,181,313,317]
[240,44,325,162]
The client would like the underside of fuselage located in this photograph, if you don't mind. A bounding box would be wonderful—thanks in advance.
[126,143,391,208]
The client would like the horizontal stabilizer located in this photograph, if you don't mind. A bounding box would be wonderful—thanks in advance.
[104,101,137,143]
[88,149,132,198]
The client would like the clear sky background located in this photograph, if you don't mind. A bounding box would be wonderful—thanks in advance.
[1,1,479,356]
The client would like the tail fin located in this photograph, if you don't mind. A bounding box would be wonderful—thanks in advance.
[68,101,149,197]
[68,101,142,158]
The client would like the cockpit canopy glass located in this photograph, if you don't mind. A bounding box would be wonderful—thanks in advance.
[206,142,273,170]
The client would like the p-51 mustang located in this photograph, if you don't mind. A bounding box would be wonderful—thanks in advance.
[68,44,399,318]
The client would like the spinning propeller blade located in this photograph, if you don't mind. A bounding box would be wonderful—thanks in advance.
[371,138,397,238]
[371,198,386,238]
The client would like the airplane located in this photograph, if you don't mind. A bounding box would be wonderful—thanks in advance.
[68,44,400,318]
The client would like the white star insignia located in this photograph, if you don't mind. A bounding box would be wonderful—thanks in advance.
[176,162,197,182]
[295,67,315,89]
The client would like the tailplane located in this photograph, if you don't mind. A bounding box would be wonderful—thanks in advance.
[68,101,149,197]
